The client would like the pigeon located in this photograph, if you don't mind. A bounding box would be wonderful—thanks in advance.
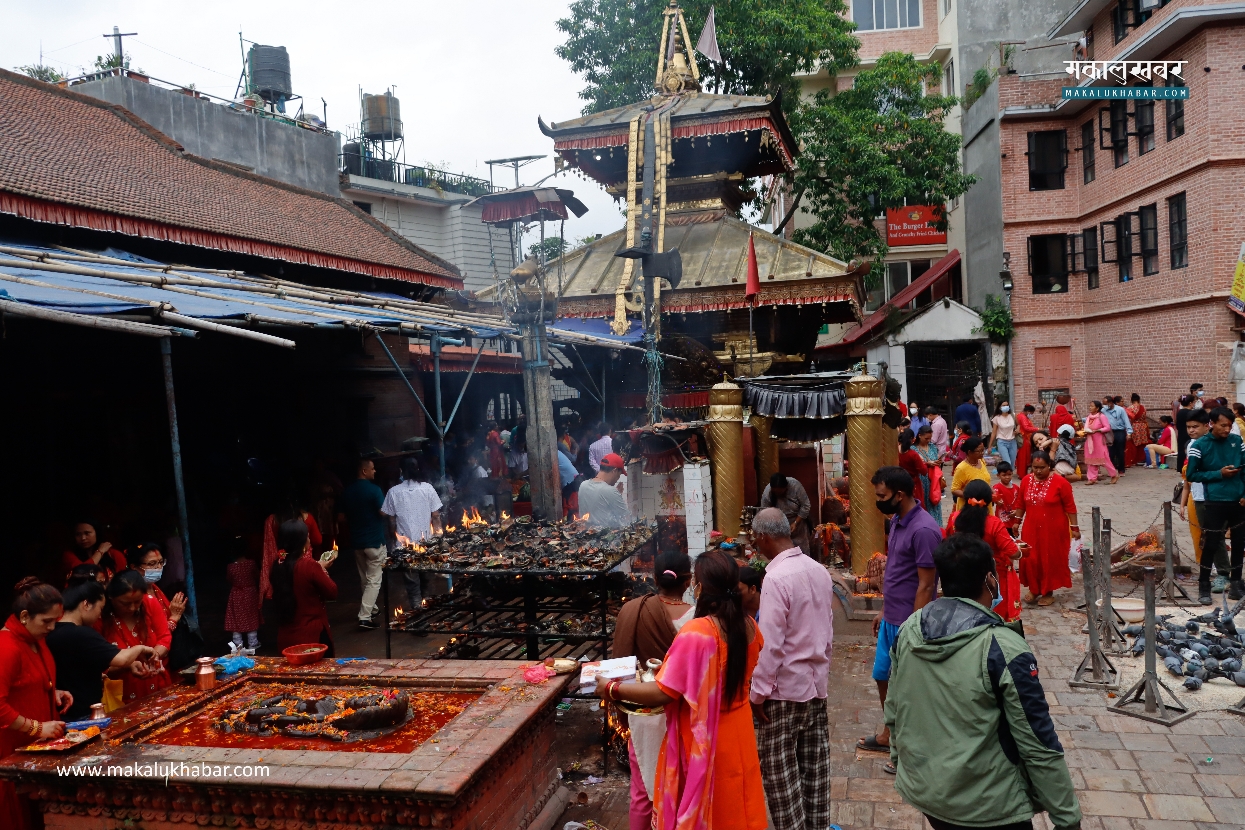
[1222,658,1243,674]
[1180,648,1200,662]
[1156,645,1172,659]
[1231,670,1245,687]
[1131,638,1147,656]
[1185,660,1204,676]
[1158,630,1173,643]
[1171,631,1190,643]
[1204,658,1220,672]
[1122,624,1144,637]
[1191,642,1211,658]
[1191,608,1222,625]
[1187,621,1201,633]
[1164,656,1184,676]
[1184,676,1203,690]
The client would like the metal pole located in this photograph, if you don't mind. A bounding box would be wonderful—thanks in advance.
[159,338,198,627]
[1143,567,1157,712]
[1160,500,1190,604]
[433,333,445,480]
[443,340,487,435]
[372,331,440,437]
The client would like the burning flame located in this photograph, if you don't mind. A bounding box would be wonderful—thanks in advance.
[446,525,457,533]
[331,540,339,553]
[501,511,511,521]
[393,606,405,619]
[461,507,488,528]
[395,533,412,549]
[581,513,590,521]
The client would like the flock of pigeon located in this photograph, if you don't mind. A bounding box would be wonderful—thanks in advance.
[1125,598,1245,690]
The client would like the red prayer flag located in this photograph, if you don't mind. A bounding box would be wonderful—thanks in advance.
[745,232,760,299]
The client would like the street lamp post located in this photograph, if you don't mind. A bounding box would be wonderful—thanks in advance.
[1000,252,1015,407]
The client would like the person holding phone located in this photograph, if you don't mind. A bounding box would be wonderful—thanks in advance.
[1185,407,1245,602]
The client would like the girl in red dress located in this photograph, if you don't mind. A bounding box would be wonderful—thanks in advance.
[992,462,1023,534]
[0,579,72,830]
[945,480,1022,622]
[272,518,338,655]
[1014,451,1081,607]
[101,570,172,705]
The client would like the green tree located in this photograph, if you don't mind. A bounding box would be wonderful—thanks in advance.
[92,52,132,73]
[790,52,974,279]
[528,236,568,262]
[18,64,64,83]
[555,0,859,114]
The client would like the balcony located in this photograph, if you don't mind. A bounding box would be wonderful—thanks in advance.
[339,152,497,198]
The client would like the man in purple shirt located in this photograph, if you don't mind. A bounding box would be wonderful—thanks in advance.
[749,507,835,830]
[858,466,939,765]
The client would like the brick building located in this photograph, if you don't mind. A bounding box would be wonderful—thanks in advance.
[1000,0,1245,412]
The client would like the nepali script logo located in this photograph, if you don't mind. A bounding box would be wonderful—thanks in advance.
[1062,61,1190,100]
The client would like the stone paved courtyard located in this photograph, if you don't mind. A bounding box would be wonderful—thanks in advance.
[560,467,1245,829]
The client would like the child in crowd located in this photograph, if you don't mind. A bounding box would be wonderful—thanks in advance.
[224,540,260,651]
[992,461,1022,537]
[948,421,973,465]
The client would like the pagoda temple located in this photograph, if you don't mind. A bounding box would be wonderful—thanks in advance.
[539,1,861,422]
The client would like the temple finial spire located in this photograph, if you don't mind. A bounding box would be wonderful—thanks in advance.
[654,1,701,95]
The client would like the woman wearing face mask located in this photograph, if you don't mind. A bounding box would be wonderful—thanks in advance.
[132,543,187,634]
[943,480,1021,622]
[102,570,172,704]
[1013,451,1080,607]
[987,401,1018,469]
[0,578,73,829]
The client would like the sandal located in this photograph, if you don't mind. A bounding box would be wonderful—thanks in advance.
[1023,592,1037,605]
[857,735,890,753]
[1110,475,1119,484]
[1037,594,1057,607]
[883,761,897,775]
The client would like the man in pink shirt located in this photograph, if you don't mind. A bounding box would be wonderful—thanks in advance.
[926,406,950,457]
[749,507,834,830]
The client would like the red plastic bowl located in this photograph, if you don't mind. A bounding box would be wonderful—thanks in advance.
[282,643,328,666]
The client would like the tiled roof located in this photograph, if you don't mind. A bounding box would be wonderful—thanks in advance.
[0,70,460,288]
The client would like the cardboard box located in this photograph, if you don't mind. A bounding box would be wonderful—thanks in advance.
[579,656,638,692]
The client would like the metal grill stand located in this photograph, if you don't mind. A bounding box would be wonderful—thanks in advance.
[1070,519,1119,689]
[1113,567,1194,725]
[1160,500,1192,606]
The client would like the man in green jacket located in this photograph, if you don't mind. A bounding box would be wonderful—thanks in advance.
[1185,406,1245,602]
[884,534,1081,830]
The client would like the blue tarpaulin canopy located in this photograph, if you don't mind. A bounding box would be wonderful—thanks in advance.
[0,240,634,350]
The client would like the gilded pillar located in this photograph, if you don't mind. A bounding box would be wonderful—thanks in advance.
[846,374,885,575]
[706,381,744,537]
[752,413,779,495]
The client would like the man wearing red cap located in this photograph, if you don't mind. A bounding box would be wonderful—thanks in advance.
[577,453,630,529]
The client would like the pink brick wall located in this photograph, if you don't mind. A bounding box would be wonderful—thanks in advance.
[1001,24,1245,408]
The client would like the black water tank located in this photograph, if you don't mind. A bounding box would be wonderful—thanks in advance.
[342,141,363,176]
[249,45,292,102]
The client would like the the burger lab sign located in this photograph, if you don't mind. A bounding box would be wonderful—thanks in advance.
[1062,60,1191,99]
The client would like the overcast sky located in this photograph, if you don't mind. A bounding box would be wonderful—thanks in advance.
[1,0,630,242]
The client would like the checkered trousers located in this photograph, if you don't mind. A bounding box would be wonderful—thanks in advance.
[754,698,832,830]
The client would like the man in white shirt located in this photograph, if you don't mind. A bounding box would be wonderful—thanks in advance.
[577,453,630,528]
[381,457,443,609]
[588,423,614,473]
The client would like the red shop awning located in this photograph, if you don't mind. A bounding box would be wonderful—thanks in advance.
[829,249,960,349]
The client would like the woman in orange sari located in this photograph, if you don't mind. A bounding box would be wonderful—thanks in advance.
[1125,393,1148,469]
[597,550,766,830]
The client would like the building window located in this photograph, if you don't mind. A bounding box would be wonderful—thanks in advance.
[352,201,373,214]
[853,0,922,31]
[1169,192,1187,269]
[1135,93,1155,155]
[1166,77,1185,140]
[1139,204,1159,275]
[1112,2,1130,42]
[944,0,951,15]
[1028,234,1070,294]
[1109,101,1130,167]
[1084,227,1099,289]
[865,260,933,311]
[1027,130,1067,191]
[945,60,955,98]
[1100,213,1139,281]
[1081,121,1096,184]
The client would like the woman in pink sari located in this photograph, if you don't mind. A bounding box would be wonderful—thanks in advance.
[597,550,766,830]
[1082,400,1118,484]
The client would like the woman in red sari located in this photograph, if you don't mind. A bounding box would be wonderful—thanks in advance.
[0,579,71,830]
[1125,393,1149,469]
[101,570,172,705]
[273,518,338,655]
[896,429,926,507]
[1048,394,1077,438]
[1015,404,1039,475]
[945,480,1022,622]
[61,520,126,587]
[1014,451,1081,607]
[133,542,187,634]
